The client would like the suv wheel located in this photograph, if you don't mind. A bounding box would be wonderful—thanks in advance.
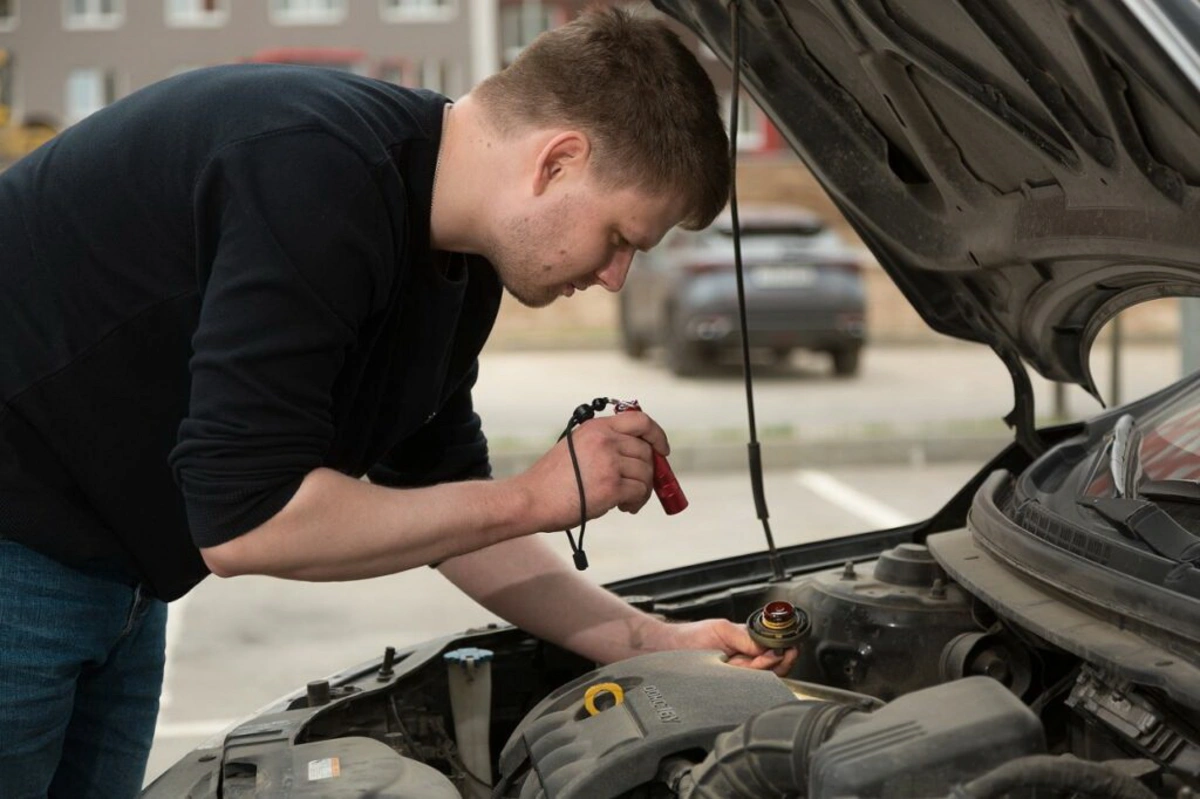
[618,299,648,359]
[667,335,704,376]
[666,329,707,377]
[831,346,862,377]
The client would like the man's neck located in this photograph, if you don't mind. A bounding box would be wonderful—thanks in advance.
[430,96,491,255]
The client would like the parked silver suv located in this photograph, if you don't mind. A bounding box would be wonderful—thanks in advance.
[618,205,867,377]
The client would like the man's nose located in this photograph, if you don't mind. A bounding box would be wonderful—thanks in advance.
[596,250,635,292]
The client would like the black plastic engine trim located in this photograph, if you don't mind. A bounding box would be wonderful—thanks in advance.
[973,470,1200,641]
[928,523,1200,712]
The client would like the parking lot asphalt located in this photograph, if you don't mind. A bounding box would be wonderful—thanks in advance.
[473,342,1186,470]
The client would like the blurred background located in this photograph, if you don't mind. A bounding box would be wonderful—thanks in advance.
[0,0,1191,373]
[2,0,1198,785]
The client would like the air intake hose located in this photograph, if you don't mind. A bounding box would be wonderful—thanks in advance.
[951,755,1157,799]
[677,701,859,799]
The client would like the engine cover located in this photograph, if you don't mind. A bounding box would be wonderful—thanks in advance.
[496,650,798,799]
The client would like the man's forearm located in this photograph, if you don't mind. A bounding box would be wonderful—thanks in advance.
[201,467,537,581]
[437,535,675,664]
[201,410,670,585]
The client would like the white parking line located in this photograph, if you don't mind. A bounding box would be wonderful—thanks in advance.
[794,470,912,529]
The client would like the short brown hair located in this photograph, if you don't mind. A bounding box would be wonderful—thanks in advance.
[473,4,729,230]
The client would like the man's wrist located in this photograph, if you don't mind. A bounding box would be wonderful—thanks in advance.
[486,476,540,542]
[640,616,680,653]
[600,613,678,662]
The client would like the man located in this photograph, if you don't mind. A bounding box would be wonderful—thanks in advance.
[0,7,796,797]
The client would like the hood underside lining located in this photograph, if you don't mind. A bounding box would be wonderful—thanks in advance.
[657,0,1200,391]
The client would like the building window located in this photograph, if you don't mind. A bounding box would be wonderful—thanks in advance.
[380,0,454,22]
[0,0,18,32]
[166,0,229,27]
[247,47,366,73]
[269,0,345,25]
[64,0,124,30]
[723,91,764,152]
[65,68,117,123]
[0,50,13,120]
[378,59,410,86]
[379,58,461,98]
[416,59,461,98]
[500,1,564,67]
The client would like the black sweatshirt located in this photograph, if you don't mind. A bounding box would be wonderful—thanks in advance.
[0,65,501,601]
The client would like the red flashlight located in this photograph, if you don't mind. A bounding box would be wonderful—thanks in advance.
[614,400,688,515]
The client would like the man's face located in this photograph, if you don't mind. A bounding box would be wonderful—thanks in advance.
[489,176,685,309]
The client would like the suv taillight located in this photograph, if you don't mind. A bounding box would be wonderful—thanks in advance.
[822,261,861,276]
[683,262,731,275]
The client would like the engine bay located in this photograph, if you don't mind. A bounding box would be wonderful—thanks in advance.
[146,517,1200,799]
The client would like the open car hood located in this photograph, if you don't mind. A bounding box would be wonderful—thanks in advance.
[656,0,1200,397]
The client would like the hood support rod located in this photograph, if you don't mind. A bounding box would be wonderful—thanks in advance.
[728,0,787,582]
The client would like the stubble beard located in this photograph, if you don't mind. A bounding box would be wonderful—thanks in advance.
[489,200,572,309]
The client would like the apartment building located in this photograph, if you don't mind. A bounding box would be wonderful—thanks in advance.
[0,0,781,155]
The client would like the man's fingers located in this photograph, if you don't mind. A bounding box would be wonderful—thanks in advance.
[565,417,664,517]
[615,435,653,462]
[731,647,798,676]
[616,477,652,513]
[617,452,653,485]
[603,411,671,456]
[728,650,791,674]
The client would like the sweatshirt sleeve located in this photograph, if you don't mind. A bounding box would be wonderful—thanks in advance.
[366,359,491,488]
[169,129,394,548]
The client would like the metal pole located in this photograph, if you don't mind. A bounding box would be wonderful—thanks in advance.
[1183,299,1200,377]
[1053,381,1067,420]
[1110,316,1122,407]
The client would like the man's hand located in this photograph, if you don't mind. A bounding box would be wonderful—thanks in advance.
[514,412,671,532]
[655,619,799,677]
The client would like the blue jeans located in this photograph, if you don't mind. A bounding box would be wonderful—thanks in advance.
[0,540,167,799]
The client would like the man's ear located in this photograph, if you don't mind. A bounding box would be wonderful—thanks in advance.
[532,131,590,197]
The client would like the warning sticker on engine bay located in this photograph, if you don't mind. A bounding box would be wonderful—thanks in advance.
[307,757,341,781]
